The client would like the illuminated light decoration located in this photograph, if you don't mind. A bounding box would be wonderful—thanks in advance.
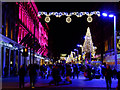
[45,16,50,23]
[86,12,89,16]
[87,16,93,23]
[76,12,81,18]
[38,11,100,23]
[83,12,86,15]
[69,12,73,16]
[96,11,100,17]
[54,12,59,17]
[117,39,120,49]
[71,12,76,15]
[58,12,63,17]
[43,12,47,16]
[38,12,42,16]
[79,12,83,17]
[64,12,68,16]
[66,16,72,23]
[90,12,94,16]
[49,12,53,16]
[83,27,94,53]
[61,12,65,15]
[46,14,50,17]
[72,12,78,15]
[41,11,44,15]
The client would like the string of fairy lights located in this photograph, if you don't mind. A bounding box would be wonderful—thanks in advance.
[38,11,100,23]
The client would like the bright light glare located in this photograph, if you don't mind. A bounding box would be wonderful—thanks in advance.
[102,13,107,17]
[109,14,114,17]
[77,44,80,47]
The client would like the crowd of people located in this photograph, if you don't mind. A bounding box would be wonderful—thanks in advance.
[4,62,119,89]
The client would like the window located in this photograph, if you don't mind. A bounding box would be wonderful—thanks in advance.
[105,40,108,52]
[11,28,13,40]
[19,6,22,20]
[6,19,8,37]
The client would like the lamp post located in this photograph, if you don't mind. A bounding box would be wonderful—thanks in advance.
[74,49,78,63]
[102,13,117,70]
[77,44,83,63]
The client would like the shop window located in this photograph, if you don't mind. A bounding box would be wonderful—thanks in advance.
[105,40,108,52]
[6,19,8,37]
[11,28,13,40]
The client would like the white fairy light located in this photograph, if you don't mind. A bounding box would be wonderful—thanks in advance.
[38,11,100,23]
[43,12,47,15]
[83,12,86,15]
[86,12,89,16]
[49,12,53,16]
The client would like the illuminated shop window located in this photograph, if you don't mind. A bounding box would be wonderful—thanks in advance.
[6,20,8,37]
[105,40,108,52]
[11,28,13,40]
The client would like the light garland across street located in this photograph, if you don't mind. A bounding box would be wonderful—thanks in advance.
[38,11,100,23]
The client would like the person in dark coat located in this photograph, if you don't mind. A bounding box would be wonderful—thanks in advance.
[18,65,26,88]
[66,64,72,84]
[29,64,37,88]
[116,71,120,90]
[112,67,117,80]
[4,65,8,77]
[105,65,112,90]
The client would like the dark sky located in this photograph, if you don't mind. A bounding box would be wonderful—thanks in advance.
[35,2,119,58]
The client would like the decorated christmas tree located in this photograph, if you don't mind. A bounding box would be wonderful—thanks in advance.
[82,27,94,63]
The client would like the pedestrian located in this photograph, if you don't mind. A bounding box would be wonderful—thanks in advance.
[29,64,37,88]
[105,65,112,90]
[65,64,72,84]
[112,67,117,80]
[18,65,26,88]
[116,71,120,90]
[101,64,106,79]
[62,64,66,78]
[4,65,8,77]
[49,65,61,86]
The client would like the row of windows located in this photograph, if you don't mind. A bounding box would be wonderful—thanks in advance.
[18,2,48,57]
[105,37,114,52]
[2,10,15,41]
[18,25,28,43]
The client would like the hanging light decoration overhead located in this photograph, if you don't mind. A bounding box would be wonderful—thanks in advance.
[66,16,72,23]
[45,16,50,23]
[38,11,100,23]
[87,16,93,23]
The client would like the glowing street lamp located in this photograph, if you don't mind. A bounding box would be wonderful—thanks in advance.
[77,44,83,62]
[102,12,117,70]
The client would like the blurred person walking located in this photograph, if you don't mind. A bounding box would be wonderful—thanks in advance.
[105,65,112,90]
[112,67,117,80]
[116,71,120,90]
[18,65,26,88]
[29,64,37,88]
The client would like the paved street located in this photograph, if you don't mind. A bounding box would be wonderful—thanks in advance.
[1,74,118,90]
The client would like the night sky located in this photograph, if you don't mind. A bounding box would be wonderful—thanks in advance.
[35,2,119,58]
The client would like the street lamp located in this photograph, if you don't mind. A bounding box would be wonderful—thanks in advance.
[77,44,83,63]
[102,12,117,70]
[74,49,78,62]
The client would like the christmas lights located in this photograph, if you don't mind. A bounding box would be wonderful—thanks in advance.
[38,11,100,23]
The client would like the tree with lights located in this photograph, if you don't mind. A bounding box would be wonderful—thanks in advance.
[82,27,94,64]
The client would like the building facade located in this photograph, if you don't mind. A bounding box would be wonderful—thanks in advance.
[1,1,48,77]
